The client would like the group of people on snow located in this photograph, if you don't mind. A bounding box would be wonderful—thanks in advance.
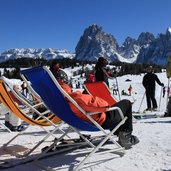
[2,55,171,148]
[50,59,139,148]
[49,56,171,148]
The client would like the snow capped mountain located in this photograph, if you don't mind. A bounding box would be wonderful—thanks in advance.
[75,24,119,62]
[0,48,75,62]
[118,32,155,63]
[74,24,171,65]
[118,37,140,63]
[136,28,171,65]
[1,25,171,66]
[167,27,171,34]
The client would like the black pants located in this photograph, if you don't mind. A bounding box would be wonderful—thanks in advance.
[101,99,133,134]
[146,89,157,109]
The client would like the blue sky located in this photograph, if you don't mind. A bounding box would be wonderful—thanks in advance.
[0,0,171,54]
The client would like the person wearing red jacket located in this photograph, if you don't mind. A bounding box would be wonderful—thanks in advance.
[49,60,139,148]
[58,81,139,149]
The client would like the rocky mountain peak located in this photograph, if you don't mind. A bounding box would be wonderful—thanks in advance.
[137,32,155,46]
[1,24,171,66]
[84,24,102,36]
[166,27,171,35]
[122,37,137,48]
[75,24,171,65]
[75,24,119,61]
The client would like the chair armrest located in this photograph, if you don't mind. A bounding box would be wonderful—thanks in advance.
[106,106,124,119]
[86,106,124,119]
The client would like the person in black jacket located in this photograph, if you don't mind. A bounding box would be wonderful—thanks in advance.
[142,66,164,111]
[49,60,68,84]
[95,57,113,87]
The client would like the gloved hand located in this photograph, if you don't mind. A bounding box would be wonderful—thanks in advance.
[161,83,164,87]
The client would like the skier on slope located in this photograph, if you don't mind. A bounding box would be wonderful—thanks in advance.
[142,66,164,112]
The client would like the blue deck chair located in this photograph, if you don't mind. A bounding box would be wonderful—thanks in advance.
[21,66,127,171]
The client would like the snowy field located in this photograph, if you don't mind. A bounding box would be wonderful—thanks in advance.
[0,68,171,171]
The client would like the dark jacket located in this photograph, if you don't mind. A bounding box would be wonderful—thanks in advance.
[142,73,163,91]
[95,67,109,86]
[51,69,68,84]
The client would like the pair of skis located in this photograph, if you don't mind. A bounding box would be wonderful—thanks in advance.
[41,134,105,154]
[133,112,157,119]
[137,84,165,117]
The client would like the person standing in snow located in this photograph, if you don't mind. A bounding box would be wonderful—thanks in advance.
[142,66,164,111]
[113,83,118,95]
[128,84,132,96]
[95,57,113,87]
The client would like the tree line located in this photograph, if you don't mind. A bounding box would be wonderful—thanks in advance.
[0,58,163,79]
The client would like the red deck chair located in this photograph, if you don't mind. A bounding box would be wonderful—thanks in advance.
[84,81,118,107]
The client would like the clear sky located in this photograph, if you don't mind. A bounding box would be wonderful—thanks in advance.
[0,0,171,54]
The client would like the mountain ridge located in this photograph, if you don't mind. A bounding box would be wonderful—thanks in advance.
[1,24,171,66]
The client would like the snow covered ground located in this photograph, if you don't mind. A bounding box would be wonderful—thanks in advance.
[0,68,171,171]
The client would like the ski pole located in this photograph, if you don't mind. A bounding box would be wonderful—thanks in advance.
[166,78,170,108]
[115,76,121,101]
[158,86,163,111]
[138,92,145,113]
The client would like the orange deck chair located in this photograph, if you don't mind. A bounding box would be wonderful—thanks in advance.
[0,80,63,157]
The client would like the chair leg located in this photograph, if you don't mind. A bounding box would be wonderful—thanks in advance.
[75,117,127,171]
[0,122,12,133]
[3,122,64,158]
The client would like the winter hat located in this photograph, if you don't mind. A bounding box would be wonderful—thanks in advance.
[146,66,153,73]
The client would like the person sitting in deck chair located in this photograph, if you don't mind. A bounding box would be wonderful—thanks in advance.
[49,62,139,148]
[5,84,27,132]
[15,82,48,120]
[50,60,69,84]
[21,82,29,99]
[58,81,139,148]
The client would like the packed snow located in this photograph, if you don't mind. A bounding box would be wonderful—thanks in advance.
[0,67,171,171]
